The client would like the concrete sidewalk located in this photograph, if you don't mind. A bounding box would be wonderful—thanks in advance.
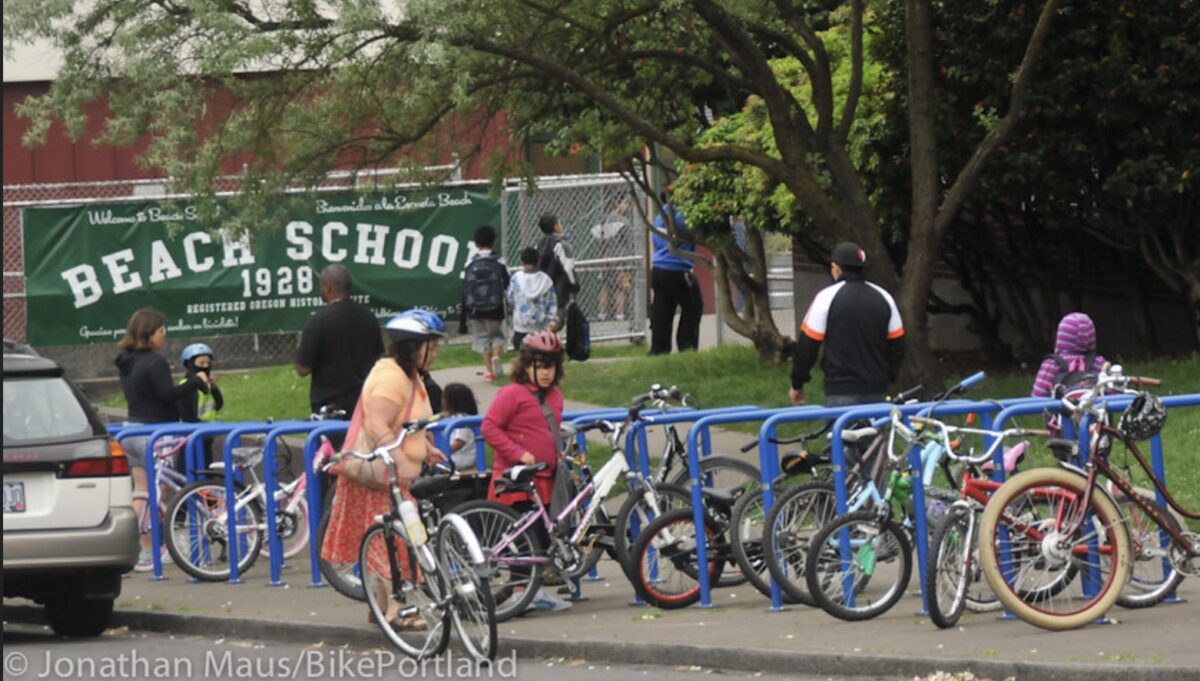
[6,550,1197,681]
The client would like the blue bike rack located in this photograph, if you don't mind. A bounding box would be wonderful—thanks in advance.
[118,422,247,581]
[301,422,349,588]
[258,421,341,586]
[675,405,817,608]
[218,422,290,584]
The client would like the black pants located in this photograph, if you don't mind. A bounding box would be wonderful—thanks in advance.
[650,268,702,355]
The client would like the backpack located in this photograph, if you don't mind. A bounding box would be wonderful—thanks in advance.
[564,301,591,362]
[463,255,506,316]
[536,235,565,289]
[1048,353,1098,398]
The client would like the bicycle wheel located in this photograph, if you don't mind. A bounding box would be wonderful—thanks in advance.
[317,482,366,601]
[360,524,449,659]
[977,467,1130,631]
[925,505,995,628]
[164,480,263,581]
[667,455,760,495]
[762,481,838,607]
[628,508,725,609]
[268,496,310,560]
[613,483,692,582]
[452,500,543,623]
[1113,492,1185,609]
[729,488,774,599]
[806,511,913,621]
[437,517,497,663]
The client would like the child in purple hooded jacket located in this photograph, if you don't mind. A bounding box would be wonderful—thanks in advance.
[1031,312,1108,398]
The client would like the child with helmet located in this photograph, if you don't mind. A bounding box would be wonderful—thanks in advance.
[178,343,223,423]
[481,330,572,612]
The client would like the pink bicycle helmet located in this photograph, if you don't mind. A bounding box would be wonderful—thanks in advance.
[521,330,563,355]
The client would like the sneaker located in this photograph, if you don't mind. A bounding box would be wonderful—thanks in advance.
[483,372,494,382]
[491,356,504,379]
[527,591,572,612]
[134,547,155,572]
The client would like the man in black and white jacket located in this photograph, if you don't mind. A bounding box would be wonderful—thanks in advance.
[790,242,906,406]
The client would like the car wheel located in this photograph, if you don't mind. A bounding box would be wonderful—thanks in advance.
[46,596,114,638]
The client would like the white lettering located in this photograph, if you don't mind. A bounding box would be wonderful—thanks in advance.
[220,232,255,267]
[355,224,388,265]
[148,240,183,283]
[183,231,214,272]
[61,264,103,308]
[427,234,459,275]
[100,249,142,294]
[392,228,423,269]
[321,221,348,262]
[284,221,313,261]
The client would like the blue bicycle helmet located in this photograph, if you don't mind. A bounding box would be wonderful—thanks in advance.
[180,343,214,366]
[385,309,447,342]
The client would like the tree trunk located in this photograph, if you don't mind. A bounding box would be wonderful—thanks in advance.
[711,235,793,365]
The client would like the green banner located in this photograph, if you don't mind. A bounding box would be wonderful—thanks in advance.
[22,188,500,346]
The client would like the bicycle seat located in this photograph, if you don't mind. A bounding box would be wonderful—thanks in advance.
[409,475,453,501]
[230,446,263,467]
[506,463,547,483]
[700,485,744,510]
[980,441,1028,475]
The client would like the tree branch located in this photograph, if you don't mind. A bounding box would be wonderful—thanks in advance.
[837,0,864,143]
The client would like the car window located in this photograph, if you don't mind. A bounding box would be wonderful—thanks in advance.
[3,376,94,445]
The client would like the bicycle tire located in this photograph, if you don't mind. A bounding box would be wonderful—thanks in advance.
[451,500,543,623]
[613,483,692,582]
[668,455,760,586]
[925,505,988,628]
[762,481,838,607]
[360,524,450,659]
[629,508,725,610]
[805,511,913,622]
[164,480,263,581]
[728,488,774,600]
[667,455,760,495]
[1113,492,1185,609]
[317,482,366,601]
[436,516,497,662]
[977,467,1130,631]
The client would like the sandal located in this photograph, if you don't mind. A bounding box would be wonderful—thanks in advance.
[391,614,427,631]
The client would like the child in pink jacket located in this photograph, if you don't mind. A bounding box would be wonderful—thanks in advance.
[481,330,570,612]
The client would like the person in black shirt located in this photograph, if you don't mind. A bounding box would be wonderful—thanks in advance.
[790,243,906,407]
[295,265,384,418]
[115,307,204,569]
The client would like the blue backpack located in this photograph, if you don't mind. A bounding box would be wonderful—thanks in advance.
[463,255,506,316]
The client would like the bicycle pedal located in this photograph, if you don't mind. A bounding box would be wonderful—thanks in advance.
[396,605,419,618]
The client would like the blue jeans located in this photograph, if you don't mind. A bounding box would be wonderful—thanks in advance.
[823,394,886,408]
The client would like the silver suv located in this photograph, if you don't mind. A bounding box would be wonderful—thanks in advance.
[3,344,139,637]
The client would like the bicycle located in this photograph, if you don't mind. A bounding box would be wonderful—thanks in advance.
[605,384,760,583]
[977,365,1198,630]
[163,436,324,581]
[801,375,987,621]
[909,412,1048,628]
[340,418,497,662]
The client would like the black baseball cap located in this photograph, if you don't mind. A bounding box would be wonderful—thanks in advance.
[831,242,866,269]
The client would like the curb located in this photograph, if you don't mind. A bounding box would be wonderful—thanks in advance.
[6,606,1196,681]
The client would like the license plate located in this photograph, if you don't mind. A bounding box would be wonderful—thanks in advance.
[3,482,26,513]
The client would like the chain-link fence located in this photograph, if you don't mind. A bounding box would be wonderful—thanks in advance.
[501,175,646,342]
[714,252,797,347]
[3,171,646,379]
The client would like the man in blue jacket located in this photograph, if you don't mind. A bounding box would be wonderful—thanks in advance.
[649,198,703,355]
